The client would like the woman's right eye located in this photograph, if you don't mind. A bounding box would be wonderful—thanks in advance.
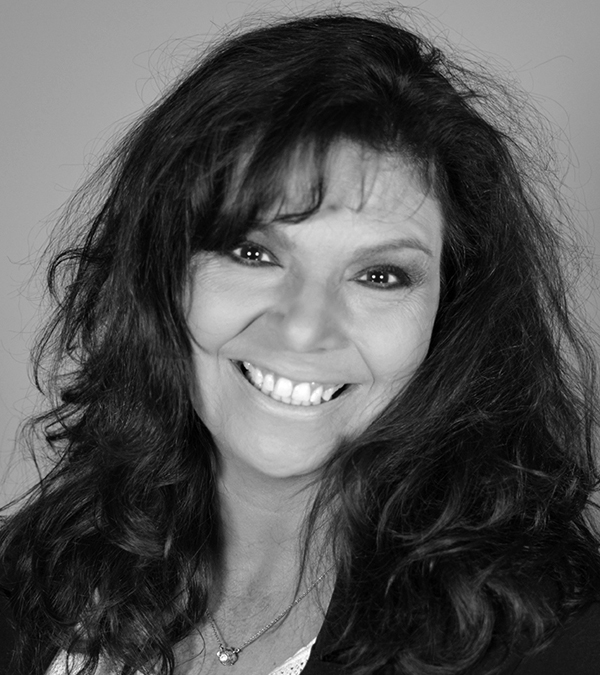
[229,242,276,266]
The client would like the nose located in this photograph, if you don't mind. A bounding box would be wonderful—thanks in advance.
[270,276,347,353]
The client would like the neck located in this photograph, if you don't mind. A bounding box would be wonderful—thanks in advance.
[200,456,335,669]
[216,457,327,592]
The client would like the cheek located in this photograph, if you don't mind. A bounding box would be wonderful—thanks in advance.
[360,305,437,390]
[187,262,275,354]
[187,260,244,352]
[187,289,247,353]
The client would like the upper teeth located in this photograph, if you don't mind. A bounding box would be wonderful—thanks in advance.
[241,362,345,406]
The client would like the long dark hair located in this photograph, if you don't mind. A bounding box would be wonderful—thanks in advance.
[2,12,598,675]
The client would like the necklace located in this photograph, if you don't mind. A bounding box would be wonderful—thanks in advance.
[205,568,332,666]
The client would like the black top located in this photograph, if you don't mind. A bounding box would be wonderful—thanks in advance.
[2,580,599,675]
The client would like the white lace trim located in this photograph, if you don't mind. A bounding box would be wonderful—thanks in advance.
[46,637,317,675]
[267,637,316,675]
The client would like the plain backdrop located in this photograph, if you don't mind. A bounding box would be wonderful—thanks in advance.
[2,0,599,505]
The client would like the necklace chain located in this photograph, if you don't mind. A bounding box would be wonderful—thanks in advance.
[206,567,332,666]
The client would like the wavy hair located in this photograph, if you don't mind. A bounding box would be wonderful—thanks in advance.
[2,12,599,675]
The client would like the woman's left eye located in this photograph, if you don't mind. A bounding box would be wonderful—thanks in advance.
[229,242,276,265]
[355,266,412,290]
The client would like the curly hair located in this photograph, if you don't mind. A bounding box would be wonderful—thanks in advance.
[2,11,599,675]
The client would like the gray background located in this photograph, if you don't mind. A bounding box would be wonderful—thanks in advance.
[2,0,599,504]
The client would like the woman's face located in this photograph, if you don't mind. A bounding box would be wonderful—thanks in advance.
[188,145,443,479]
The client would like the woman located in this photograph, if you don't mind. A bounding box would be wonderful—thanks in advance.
[1,11,599,675]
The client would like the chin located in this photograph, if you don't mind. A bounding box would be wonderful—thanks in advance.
[217,431,339,480]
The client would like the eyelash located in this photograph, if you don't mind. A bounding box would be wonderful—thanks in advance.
[355,265,414,290]
[228,242,415,290]
[229,242,277,266]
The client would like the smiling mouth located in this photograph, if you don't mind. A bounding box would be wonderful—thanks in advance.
[238,361,349,406]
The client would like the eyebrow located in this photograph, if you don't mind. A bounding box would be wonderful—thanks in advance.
[254,226,434,259]
[353,239,434,258]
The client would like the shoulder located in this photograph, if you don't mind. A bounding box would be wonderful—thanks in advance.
[505,601,600,675]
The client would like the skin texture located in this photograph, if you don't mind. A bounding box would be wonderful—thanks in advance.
[188,144,443,481]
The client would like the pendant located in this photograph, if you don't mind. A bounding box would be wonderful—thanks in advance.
[217,646,239,666]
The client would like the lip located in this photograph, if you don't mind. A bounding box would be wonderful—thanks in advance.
[231,360,352,413]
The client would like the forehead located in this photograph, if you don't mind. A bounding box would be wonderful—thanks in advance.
[272,141,432,214]
[268,142,442,254]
